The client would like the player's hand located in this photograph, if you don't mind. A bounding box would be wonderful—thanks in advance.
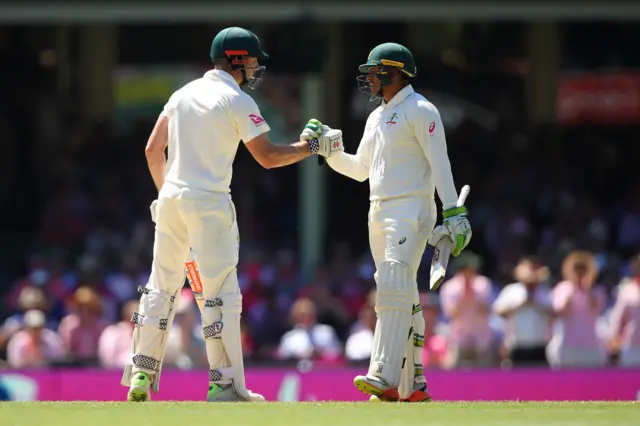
[442,206,472,257]
[300,118,324,141]
[150,199,158,223]
[315,128,344,158]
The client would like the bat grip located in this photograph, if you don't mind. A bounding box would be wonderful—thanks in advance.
[318,156,325,165]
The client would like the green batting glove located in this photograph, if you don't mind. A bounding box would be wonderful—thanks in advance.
[300,118,324,141]
[442,206,472,257]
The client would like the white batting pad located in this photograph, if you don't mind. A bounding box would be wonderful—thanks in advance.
[202,270,261,400]
[398,300,426,399]
[368,261,414,388]
[121,285,179,393]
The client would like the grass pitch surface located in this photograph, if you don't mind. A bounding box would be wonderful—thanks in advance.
[0,402,637,426]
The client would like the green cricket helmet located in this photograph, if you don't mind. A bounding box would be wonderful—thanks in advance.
[210,27,269,90]
[357,42,417,101]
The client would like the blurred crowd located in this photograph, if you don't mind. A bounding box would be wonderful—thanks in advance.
[1,245,639,370]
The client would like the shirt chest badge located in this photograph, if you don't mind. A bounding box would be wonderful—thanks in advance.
[385,112,398,128]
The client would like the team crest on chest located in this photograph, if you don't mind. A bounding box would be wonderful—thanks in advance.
[385,112,398,127]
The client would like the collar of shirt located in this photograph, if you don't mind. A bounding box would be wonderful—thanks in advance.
[383,84,415,109]
[204,69,241,90]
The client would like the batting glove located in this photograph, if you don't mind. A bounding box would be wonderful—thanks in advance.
[300,118,324,141]
[442,206,472,257]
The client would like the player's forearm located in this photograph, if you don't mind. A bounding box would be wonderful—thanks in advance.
[147,154,166,191]
[326,151,369,182]
[262,141,311,168]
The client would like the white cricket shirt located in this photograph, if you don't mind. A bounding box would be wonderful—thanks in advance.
[159,69,270,199]
[327,85,458,207]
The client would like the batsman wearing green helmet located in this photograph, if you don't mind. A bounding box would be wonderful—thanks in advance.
[123,27,343,403]
[301,43,472,402]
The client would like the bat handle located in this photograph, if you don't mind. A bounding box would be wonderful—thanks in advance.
[457,185,470,207]
[318,156,325,165]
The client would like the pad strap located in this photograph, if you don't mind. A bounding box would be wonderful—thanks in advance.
[137,285,176,302]
[132,354,161,372]
[203,298,224,338]
[131,312,169,330]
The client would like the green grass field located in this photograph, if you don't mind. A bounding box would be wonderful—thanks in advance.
[0,402,637,426]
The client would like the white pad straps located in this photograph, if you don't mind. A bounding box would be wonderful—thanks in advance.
[368,261,414,388]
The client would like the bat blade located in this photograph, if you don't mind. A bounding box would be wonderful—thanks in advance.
[429,239,452,291]
[426,184,471,291]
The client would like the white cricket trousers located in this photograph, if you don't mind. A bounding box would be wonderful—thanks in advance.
[368,196,437,278]
[150,195,239,300]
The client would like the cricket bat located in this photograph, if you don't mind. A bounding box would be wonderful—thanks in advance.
[427,185,470,291]
[184,250,205,313]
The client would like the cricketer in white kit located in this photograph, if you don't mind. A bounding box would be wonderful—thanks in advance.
[303,43,472,402]
[122,27,344,402]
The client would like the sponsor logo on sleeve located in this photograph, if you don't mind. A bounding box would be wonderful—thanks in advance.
[249,113,266,126]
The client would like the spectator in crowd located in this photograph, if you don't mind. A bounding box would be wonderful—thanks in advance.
[0,287,52,358]
[345,297,376,361]
[58,286,108,365]
[440,252,497,367]
[277,298,341,361]
[97,299,139,369]
[547,250,608,368]
[6,310,65,368]
[609,254,640,367]
[245,286,287,360]
[493,256,554,366]
[164,289,207,369]
[299,266,351,339]
[420,293,448,369]
[4,259,69,322]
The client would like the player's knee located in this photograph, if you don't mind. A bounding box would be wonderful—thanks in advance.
[135,286,177,327]
[202,293,242,340]
[376,261,414,311]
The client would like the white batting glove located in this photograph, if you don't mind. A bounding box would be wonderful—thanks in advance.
[309,128,344,158]
[300,118,324,141]
[150,199,158,223]
[441,206,472,257]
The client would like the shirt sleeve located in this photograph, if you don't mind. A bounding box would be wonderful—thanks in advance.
[410,100,458,208]
[160,90,180,118]
[326,132,371,182]
[232,94,271,143]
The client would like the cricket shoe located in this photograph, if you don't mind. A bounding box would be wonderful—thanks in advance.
[207,383,265,402]
[369,383,433,403]
[353,375,399,401]
[127,372,152,402]
[400,383,432,402]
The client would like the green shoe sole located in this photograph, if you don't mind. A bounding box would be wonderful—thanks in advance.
[128,386,151,402]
